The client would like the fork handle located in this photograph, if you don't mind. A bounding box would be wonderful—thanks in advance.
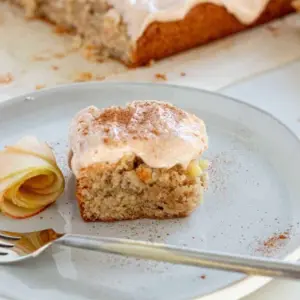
[57,234,300,280]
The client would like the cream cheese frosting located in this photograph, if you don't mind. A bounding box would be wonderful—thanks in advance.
[69,101,208,176]
[107,0,271,40]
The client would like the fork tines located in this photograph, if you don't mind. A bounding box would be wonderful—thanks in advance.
[0,231,21,255]
[0,231,21,240]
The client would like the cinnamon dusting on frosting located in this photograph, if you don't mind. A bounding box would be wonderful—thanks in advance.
[69,101,208,175]
[78,101,188,143]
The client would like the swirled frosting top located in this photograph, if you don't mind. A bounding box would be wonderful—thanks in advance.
[69,100,208,175]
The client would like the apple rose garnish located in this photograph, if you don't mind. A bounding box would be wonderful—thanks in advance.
[0,136,65,219]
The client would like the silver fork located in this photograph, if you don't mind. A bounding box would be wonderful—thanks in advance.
[1,228,300,279]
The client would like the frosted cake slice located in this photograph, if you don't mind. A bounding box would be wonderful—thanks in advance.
[8,0,294,66]
[69,100,208,222]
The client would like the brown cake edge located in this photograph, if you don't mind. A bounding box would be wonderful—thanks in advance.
[130,0,294,67]
[7,0,294,66]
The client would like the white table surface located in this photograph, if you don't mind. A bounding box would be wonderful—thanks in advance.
[1,4,300,299]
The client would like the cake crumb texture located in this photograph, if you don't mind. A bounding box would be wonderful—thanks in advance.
[76,155,207,222]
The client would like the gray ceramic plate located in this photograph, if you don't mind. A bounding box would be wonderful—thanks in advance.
[0,82,300,300]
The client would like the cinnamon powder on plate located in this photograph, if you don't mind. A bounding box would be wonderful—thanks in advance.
[256,230,290,256]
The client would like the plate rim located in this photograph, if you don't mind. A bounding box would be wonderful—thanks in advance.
[1,81,300,300]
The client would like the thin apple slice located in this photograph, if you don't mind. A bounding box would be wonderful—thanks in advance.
[0,152,49,182]
[0,198,48,219]
[3,167,64,209]
[5,136,56,165]
[24,171,64,195]
[13,188,62,209]
[0,136,65,219]
[23,174,55,190]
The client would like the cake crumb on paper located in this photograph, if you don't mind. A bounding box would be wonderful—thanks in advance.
[0,73,14,84]
[73,72,105,82]
[35,84,46,90]
[73,72,93,82]
[155,73,167,81]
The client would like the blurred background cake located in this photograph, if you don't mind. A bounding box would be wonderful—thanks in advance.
[69,101,208,222]
[6,0,294,66]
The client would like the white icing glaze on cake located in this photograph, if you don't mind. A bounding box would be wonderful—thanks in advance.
[69,101,208,176]
[107,0,271,40]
